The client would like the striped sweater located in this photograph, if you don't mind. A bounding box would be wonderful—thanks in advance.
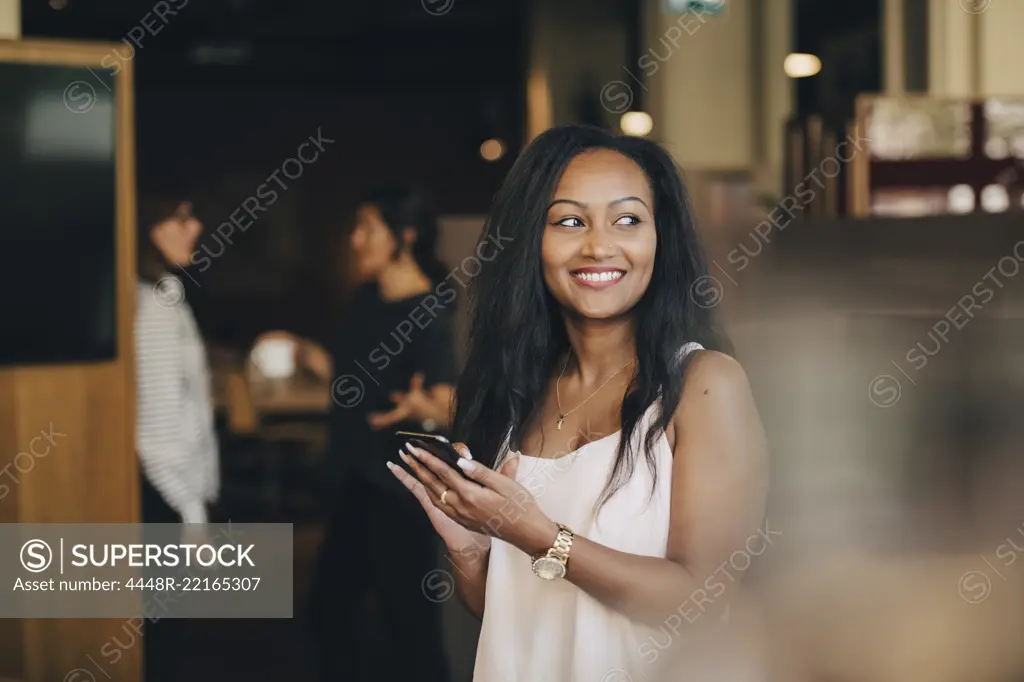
[134,277,219,524]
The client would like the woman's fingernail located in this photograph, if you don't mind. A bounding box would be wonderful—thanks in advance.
[457,458,475,472]
[386,461,395,471]
[407,444,424,458]
[399,451,412,465]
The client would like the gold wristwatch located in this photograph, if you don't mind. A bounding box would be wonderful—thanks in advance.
[532,523,574,580]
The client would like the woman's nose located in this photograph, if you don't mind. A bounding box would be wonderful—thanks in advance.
[582,229,613,259]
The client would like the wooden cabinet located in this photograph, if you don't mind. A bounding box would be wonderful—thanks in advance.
[0,39,141,682]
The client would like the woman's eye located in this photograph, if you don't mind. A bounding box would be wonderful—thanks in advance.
[614,215,641,226]
[555,216,584,228]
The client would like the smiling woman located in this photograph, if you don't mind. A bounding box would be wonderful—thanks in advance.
[390,124,770,682]
[542,148,659,321]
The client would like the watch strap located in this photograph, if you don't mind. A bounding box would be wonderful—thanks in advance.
[545,523,574,564]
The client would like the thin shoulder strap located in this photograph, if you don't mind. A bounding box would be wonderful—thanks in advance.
[653,342,706,422]
[677,341,704,364]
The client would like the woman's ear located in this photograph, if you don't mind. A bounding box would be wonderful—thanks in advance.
[401,226,419,250]
[148,221,169,253]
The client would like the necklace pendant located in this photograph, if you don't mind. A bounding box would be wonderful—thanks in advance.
[556,416,564,430]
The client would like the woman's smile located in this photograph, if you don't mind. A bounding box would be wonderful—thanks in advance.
[570,266,627,289]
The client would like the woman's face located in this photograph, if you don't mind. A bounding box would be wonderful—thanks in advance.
[150,202,203,267]
[542,149,657,320]
[350,203,398,280]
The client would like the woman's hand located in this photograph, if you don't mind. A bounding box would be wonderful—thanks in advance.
[252,331,333,382]
[387,445,492,561]
[367,372,451,430]
[181,523,211,547]
[296,340,332,382]
[394,443,559,557]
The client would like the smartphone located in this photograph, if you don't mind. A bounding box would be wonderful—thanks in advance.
[395,431,473,477]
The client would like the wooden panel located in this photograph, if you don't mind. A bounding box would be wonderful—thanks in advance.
[0,37,120,64]
[0,377,23,682]
[0,39,140,682]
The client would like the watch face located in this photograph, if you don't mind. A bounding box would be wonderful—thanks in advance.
[533,556,566,580]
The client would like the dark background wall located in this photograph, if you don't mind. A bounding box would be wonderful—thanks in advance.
[22,0,528,346]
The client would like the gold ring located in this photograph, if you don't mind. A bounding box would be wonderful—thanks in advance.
[440,489,449,505]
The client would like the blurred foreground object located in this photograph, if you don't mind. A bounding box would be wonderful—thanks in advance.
[761,552,1024,682]
[694,203,1024,682]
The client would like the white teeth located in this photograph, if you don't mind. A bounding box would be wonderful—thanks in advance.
[573,271,624,282]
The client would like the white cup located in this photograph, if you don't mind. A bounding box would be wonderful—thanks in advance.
[251,338,296,379]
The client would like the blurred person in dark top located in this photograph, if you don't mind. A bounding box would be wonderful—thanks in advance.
[272,187,457,682]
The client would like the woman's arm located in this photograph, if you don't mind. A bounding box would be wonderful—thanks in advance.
[417,350,770,628]
[367,375,455,431]
[404,351,768,627]
[422,383,456,429]
[387,450,503,619]
[252,331,334,382]
[441,443,529,618]
[554,351,770,626]
[299,339,333,383]
[135,296,209,524]
[369,314,458,430]
[449,540,490,618]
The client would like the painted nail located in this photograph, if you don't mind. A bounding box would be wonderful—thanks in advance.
[385,461,395,471]
[399,451,412,465]
[407,444,425,459]
[457,458,475,472]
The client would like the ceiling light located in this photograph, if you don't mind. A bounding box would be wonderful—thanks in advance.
[620,111,654,137]
[784,53,822,78]
[480,139,505,162]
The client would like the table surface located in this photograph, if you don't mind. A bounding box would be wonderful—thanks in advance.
[246,379,332,414]
[210,353,332,415]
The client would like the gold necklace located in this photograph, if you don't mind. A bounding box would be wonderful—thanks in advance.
[554,353,635,430]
